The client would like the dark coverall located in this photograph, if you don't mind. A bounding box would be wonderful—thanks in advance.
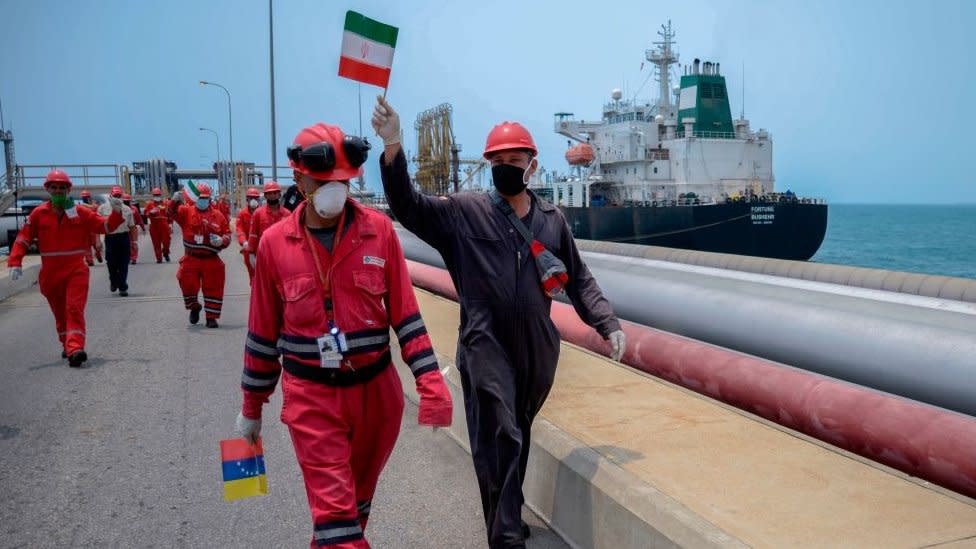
[380,149,620,548]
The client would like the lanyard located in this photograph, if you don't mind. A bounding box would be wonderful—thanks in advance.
[302,207,347,319]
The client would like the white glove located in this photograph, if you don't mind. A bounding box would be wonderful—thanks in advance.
[236,412,261,444]
[209,233,223,247]
[248,253,257,270]
[9,267,22,282]
[371,95,402,146]
[241,241,249,252]
[608,330,627,362]
[108,196,123,212]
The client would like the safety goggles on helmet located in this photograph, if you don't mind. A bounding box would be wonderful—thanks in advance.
[286,136,371,174]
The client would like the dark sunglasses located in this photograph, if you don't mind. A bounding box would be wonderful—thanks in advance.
[287,135,371,173]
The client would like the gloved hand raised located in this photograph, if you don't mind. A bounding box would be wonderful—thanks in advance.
[209,233,223,248]
[608,329,627,362]
[236,412,261,444]
[415,369,452,427]
[108,196,124,212]
[9,267,22,282]
[371,95,401,146]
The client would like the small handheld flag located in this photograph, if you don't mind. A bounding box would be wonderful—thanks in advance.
[182,180,203,205]
[338,11,398,89]
[220,438,268,501]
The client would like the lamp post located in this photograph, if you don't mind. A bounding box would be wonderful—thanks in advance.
[198,127,221,166]
[199,80,233,195]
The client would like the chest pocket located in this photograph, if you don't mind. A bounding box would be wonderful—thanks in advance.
[281,274,322,328]
[352,269,386,296]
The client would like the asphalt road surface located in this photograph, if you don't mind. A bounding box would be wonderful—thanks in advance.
[0,232,569,549]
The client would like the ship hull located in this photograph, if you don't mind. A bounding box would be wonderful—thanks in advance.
[560,201,828,260]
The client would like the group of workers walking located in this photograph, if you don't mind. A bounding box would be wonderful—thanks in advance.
[7,96,626,548]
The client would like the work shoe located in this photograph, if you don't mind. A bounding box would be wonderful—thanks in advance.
[156,259,162,264]
[164,253,170,262]
[189,307,201,325]
[521,520,531,539]
[206,318,219,329]
[96,253,104,263]
[130,260,136,265]
[110,284,117,292]
[68,351,88,368]
[61,350,68,359]
[86,260,94,267]
[119,290,128,297]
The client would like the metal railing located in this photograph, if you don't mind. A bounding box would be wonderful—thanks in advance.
[675,130,737,139]
[15,163,125,189]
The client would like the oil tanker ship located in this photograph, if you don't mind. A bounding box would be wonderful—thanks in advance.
[536,22,827,260]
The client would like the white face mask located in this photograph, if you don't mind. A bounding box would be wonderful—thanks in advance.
[154,197,162,203]
[248,199,259,209]
[311,182,348,218]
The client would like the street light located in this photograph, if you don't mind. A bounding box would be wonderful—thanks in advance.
[198,127,221,165]
[199,80,234,196]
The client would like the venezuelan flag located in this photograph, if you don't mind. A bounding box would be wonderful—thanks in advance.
[220,438,268,501]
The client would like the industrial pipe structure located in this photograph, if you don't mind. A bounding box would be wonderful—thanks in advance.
[404,260,976,500]
[396,230,976,417]
[574,239,976,303]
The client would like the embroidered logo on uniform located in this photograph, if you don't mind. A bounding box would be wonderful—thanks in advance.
[363,256,386,267]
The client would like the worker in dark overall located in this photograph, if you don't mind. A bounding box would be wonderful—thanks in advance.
[374,96,626,549]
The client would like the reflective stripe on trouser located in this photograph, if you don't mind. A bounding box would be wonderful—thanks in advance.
[176,255,225,319]
[105,233,131,291]
[281,366,404,548]
[38,262,90,355]
[149,222,170,260]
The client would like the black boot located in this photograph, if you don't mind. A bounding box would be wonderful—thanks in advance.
[521,520,531,539]
[61,350,68,359]
[206,318,219,329]
[68,351,88,368]
[189,307,201,325]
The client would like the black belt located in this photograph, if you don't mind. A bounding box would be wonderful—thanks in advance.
[282,350,391,387]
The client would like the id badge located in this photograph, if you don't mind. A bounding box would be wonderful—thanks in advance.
[316,334,342,369]
[194,234,204,244]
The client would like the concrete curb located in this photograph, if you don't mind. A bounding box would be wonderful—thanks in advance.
[0,262,41,302]
[393,353,746,549]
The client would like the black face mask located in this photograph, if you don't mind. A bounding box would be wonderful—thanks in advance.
[123,201,130,206]
[491,164,527,196]
[82,197,91,204]
[266,198,280,206]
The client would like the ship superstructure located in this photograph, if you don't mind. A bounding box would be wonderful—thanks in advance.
[549,21,775,208]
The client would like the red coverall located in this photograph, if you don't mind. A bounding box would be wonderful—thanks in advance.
[217,198,231,218]
[247,204,291,254]
[80,202,103,265]
[240,201,451,549]
[7,202,123,356]
[169,202,231,320]
[129,204,145,263]
[235,207,255,279]
[143,200,172,261]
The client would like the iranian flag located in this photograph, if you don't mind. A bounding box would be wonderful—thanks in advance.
[182,180,203,204]
[338,11,398,89]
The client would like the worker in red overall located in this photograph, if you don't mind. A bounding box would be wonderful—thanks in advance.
[236,187,260,280]
[123,193,146,264]
[143,187,172,263]
[247,180,290,255]
[78,189,104,266]
[168,183,231,328]
[216,192,232,218]
[7,170,125,367]
[235,123,452,549]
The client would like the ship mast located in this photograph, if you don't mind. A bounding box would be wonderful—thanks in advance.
[646,20,678,110]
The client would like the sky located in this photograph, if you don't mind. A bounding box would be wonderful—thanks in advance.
[1,0,974,203]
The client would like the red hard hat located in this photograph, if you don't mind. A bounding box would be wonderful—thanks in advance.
[483,121,538,158]
[122,193,132,201]
[151,187,162,196]
[289,123,365,180]
[44,169,72,188]
[246,187,260,198]
[110,186,123,197]
[196,183,212,198]
[80,190,91,198]
[263,181,281,194]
